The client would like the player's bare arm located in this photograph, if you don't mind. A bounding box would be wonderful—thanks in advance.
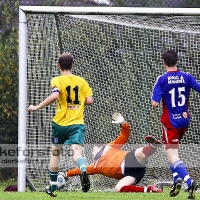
[85,96,93,105]
[28,92,59,112]
[151,100,159,107]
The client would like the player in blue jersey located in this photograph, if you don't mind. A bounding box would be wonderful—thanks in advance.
[151,50,200,199]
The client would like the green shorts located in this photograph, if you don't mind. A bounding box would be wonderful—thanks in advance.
[51,122,85,145]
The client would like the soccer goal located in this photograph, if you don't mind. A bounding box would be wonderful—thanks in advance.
[18,6,200,192]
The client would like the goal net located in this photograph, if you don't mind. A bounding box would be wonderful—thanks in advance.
[23,8,200,191]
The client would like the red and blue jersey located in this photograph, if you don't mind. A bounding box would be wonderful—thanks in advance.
[151,70,200,128]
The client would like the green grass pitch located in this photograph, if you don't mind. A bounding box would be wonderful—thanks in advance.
[0,181,199,200]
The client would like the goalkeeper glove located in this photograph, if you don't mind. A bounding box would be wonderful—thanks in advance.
[112,113,125,125]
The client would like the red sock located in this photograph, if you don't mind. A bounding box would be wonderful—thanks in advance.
[120,185,145,192]
[147,185,152,192]
[142,144,157,157]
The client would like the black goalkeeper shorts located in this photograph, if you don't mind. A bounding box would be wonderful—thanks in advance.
[123,150,146,184]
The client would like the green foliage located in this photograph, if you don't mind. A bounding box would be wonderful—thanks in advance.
[0,1,18,144]
[0,168,17,182]
[184,0,200,7]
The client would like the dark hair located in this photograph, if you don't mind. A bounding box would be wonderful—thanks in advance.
[58,52,73,70]
[162,50,178,67]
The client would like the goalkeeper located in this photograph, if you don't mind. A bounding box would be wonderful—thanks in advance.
[62,113,162,193]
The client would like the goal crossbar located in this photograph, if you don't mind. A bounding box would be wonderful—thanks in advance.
[19,6,200,15]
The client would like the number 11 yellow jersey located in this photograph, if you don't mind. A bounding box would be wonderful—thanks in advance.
[51,74,93,126]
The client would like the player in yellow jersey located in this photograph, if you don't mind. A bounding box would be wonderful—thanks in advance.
[28,52,93,197]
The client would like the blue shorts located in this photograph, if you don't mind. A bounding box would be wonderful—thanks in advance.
[51,122,85,145]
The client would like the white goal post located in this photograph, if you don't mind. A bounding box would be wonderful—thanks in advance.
[18,6,200,192]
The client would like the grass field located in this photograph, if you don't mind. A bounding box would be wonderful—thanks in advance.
[0,181,199,200]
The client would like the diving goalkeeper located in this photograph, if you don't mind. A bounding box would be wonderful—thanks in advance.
[61,113,162,193]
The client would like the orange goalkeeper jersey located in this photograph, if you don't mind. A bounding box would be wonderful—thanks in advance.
[67,122,130,180]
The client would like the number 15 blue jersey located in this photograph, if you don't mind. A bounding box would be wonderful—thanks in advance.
[151,70,200,128]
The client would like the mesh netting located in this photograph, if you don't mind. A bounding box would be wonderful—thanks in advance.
[26,13,200,191]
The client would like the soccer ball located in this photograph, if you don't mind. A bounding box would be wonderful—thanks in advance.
[56,174,66,190]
